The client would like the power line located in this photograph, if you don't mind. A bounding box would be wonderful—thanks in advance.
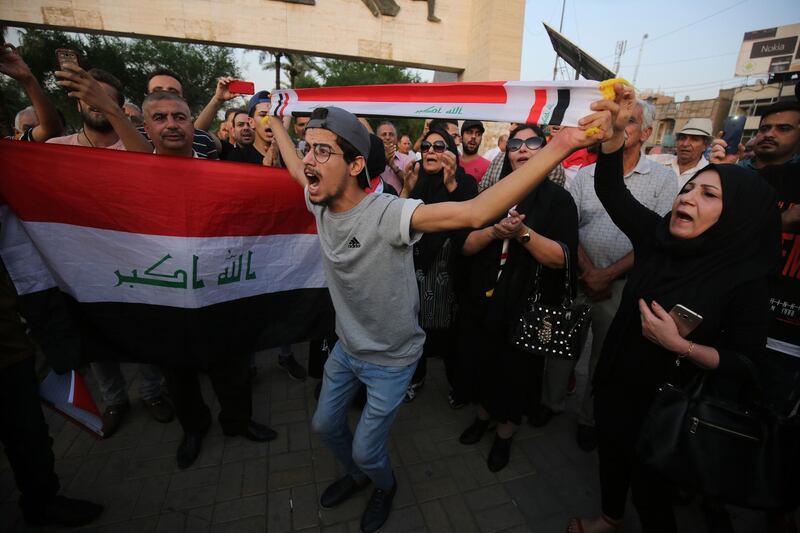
[599,0,750,59]
[620,51,737,69]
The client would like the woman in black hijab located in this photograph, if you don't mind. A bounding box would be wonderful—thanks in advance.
[569,101,781,533]
[401,128,477,402]
[456,124,579,472]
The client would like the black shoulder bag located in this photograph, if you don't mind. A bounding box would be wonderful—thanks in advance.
[636,356,800,510]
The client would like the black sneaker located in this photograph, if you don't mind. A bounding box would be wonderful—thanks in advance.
[487,434,512,472]
[402,379,424,403]
[100,401,130,438]
[278,353,307,381]
[360,476,397,533]
[459,417,490,445]
[320,474,370,509]
[447,391,465,409]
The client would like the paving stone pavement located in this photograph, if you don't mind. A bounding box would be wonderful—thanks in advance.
[0,345,785,532]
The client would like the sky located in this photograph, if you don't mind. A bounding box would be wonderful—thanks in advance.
[517,0,799,100]
[238,0,799,102]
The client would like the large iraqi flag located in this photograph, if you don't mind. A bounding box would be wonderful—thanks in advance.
[0,140,333,368]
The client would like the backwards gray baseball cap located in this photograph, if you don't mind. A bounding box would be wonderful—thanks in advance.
[306,106,370,159]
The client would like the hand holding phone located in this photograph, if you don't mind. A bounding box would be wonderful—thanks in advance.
[721,116,746,156]
[669,304,703,338]
[55,48,82,71]
[228,80,255,95]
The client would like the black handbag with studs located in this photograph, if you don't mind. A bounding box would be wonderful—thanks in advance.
[509,241,591,359]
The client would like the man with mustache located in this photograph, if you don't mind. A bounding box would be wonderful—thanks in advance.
[143,91,197,157]
[459,120,491,182]
[142,91,278,468]
[710,101,800,170]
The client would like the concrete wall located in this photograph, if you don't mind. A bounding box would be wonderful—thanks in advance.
[0,0,525,81]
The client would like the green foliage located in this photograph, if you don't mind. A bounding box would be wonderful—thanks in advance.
[2,28,239,132]
[320,59,425,141]
[316,58,421,87]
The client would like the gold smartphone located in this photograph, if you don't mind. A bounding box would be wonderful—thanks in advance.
[669,304,703,338]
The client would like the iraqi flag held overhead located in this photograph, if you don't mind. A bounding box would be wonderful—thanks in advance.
[0,139,334,367]
[271,80,604,125]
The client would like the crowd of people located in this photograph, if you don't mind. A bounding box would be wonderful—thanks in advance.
[1,41,799,533]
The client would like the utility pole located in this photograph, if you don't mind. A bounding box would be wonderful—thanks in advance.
[551,0,566,80]
[632,33,648,86]
[613,40,627,76]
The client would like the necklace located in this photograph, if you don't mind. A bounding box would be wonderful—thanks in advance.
[81,129,95,147]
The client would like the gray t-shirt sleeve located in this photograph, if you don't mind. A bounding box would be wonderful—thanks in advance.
[378,196,424,247]
[304,185,315,213]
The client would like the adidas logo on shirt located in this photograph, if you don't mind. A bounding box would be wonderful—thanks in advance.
[347,237,361,249]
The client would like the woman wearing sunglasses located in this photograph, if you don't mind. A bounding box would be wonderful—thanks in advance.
[456,124,579,472]
[400,128,478,403]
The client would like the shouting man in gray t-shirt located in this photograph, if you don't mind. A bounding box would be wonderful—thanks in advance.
[269,98,619,533]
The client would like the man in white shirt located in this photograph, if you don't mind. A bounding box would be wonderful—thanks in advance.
[483,133,507,162]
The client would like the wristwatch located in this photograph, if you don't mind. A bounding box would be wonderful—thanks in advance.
[518,230,531,243]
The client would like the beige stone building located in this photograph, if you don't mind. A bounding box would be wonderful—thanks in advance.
[644,90,734,150]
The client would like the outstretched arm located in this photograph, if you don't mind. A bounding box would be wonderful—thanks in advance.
[269,114,308,188]
[411,119,611,233]
[0,44,62,141]
[410,86,626,234]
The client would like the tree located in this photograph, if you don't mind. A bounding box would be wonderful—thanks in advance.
[315,59,425,139]
[259,51,320,89]
[1,28,240,133]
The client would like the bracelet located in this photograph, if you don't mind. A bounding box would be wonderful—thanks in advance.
[678,341,694,359]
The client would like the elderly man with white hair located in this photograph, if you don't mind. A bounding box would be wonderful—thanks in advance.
[649,117,712,188]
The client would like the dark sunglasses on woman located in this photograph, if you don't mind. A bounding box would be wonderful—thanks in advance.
[507,137,544,152]
[420,140,448,153]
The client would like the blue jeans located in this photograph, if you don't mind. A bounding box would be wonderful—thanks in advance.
[312,341,417,490]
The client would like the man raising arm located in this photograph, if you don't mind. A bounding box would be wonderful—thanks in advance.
[0,43,62,141]
[266,87,621,533]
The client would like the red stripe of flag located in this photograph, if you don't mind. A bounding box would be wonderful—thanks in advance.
[525,89,548,124]
[294,82,508,104]
[0,140,316,238]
